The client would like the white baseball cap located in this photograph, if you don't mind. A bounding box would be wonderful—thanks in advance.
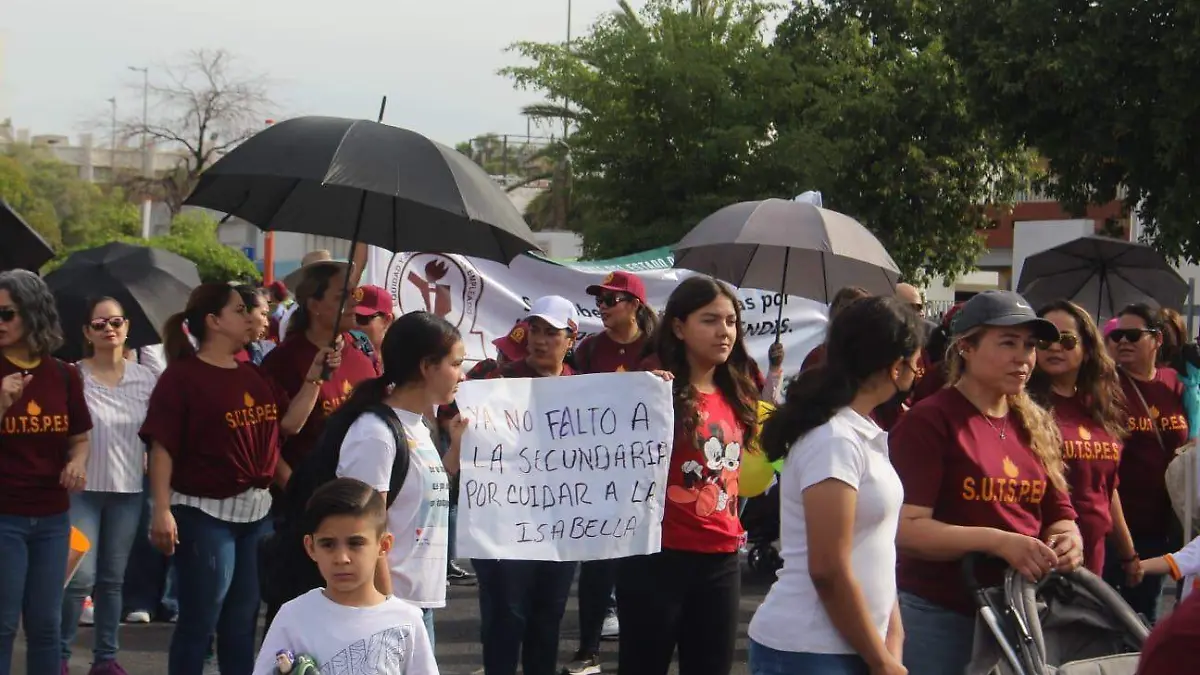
[528,295,579,332]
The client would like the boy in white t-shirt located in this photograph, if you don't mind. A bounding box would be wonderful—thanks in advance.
[254,478,439,675]
[1142,535,1200,601]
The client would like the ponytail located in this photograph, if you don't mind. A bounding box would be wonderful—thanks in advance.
[635,304,659,336]
[162,311,195,364]
[760,365,857,463]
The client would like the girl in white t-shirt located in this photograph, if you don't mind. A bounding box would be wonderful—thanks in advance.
[336,311,469,645]
[1142,535,1200,601]
[751,296,924,675]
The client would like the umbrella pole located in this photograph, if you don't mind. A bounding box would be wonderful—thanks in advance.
[774,249,790,344]
[322,192,369,380]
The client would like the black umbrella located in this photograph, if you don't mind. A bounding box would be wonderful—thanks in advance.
[183,115,541,264]
[0,199,55,273]
[1016,235,1187,320]
[673,199,901,340]
[44,243,202,362]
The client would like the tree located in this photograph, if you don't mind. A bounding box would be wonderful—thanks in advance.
[0,155,60,248]
[937,0,1200,261]
[502,0,795,258]
[768,1,1040,283]
[42,210,261,284]
[120,49,273,213]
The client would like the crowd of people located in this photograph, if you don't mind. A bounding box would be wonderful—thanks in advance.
[0,251,1196,675]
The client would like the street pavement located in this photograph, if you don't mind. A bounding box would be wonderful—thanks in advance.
[20,563,776,675]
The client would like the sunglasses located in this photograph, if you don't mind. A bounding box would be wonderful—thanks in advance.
[355,313,383,327]
[0,308,15,323]
[595,293,631,309]
[89,317,127,331]
[1107,328,1157,344]
[1037,332,1079,351]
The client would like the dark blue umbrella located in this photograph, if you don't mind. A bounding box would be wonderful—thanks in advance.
[0,199,54,273]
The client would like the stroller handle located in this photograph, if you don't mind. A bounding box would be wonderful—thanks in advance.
[960,552,990,593]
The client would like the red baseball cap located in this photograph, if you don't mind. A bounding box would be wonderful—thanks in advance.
[352,285,394,316]
[586,271,647,304]
[492,321,530,361]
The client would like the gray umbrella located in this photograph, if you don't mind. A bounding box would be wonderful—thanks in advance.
[1016,235,1186,320]
[673,198,900,303]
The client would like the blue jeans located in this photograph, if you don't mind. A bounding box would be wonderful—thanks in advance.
[0,512,71,675]
[473,559,576,675]
[169,506,270,675]
[1103,535,1174,624]
[62,491,143,662]
[898,591,975,675]
[123,482,178,620]
[422,608,435,648]
[749,640,869,675]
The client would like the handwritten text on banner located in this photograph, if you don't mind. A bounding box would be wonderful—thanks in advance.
[453,372,675,562]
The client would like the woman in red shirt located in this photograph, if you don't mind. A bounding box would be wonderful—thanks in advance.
[140,283,332,675]
[0,270,92,675]
[1105,303,1189,622]
[620,276,760,675]
[260,262,378,489]
[888,291,1083,675]
[1028,300,1136,576]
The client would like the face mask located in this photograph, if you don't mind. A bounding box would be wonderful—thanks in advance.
[882,361,915,409]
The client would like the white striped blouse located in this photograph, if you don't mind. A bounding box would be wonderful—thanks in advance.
[80,361,158,493]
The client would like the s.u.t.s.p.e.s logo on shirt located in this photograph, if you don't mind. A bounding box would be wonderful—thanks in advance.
[224,391,279,430]
[1062,424,1121,462]
[2,399,69,435]
[961,455,1047,504]
[1128,405,1187,434]
[321,378,355,416]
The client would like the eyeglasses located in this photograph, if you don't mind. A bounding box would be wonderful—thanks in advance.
[1037,332,1079,351]
[89,317,127,331]
[0,308,16,323]
[355,313,383,327]
[595,293,631,309]
[1107,328,1157,344]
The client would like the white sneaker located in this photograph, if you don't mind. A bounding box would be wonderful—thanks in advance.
[124,610,152,624]
[600,615,619,639]
[79,597,95,626]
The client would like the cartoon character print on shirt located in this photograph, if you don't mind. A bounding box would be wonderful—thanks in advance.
[667,415,741,517]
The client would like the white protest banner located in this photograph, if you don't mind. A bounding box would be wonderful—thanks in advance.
[452,372,675,562]
[362,246,829,376]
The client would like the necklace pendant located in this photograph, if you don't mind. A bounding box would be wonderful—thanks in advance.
[1000,430,1007,440]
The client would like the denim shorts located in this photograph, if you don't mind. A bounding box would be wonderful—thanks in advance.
[748,639,869,675]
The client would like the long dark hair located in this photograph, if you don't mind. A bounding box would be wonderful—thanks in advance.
[81,296,122,357]
[286,262,345,339]
[162,283,238,363]
[634,303,659,336]
[325,311,461,432]
[652,276,758,444]
[1028,299,1127,439]
[761,296,923,462]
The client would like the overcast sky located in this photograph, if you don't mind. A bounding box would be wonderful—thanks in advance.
[2,0,623,147]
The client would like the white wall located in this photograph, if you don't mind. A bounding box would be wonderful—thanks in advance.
[1012,220,1093,290]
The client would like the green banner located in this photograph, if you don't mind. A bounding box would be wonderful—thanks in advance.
[530,246,676,272]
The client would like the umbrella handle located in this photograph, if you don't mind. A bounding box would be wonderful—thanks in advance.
[322,195,369,380]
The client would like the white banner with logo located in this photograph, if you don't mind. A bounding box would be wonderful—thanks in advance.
[453,372,674,561]
[363,246,828,374]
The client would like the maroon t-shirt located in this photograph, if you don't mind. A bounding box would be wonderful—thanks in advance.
[574,332,647,374]
[260,333,379,468]
[1136,592,1200,674]
[1051,392,1122,573]
[889,387,1078,614]
[0,357,92,516]
[140,357,288,499]
[1118,368,1188,539]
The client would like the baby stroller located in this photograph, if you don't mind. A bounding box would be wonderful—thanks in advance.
[963,554,1150,675]
[740,480,782,576]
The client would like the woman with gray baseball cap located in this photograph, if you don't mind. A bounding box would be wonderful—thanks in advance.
[885,290,1085,675]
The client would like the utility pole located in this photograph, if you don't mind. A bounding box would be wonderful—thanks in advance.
[127,66,150,177]
[107,97,117,180]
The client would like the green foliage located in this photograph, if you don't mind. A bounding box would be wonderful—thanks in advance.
[42,211,261,285]
[0,155,62,248]
[500,0,1038,282]
[938,0,1200,262]
[769,2,1040,283]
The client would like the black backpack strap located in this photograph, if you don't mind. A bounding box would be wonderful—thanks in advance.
[363,403,412,509]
